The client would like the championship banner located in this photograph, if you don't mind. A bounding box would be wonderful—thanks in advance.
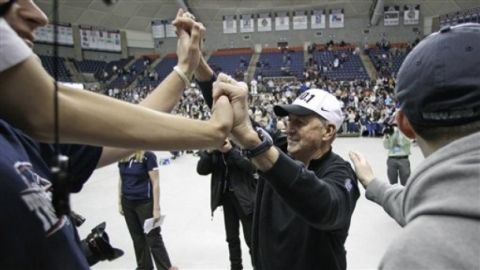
[275,11,290,31]
[151,20,165,38]
[403,5,420,25]
[223,15,237,34]
[311,9,326,29]
[240,14,254,33]
[292,11,308,30]
[80,25,121,52]
[329,8,344,28]
[384,5,400,26]
[165,21,177,38]
[34,23,74,45]
[257,13,272,32]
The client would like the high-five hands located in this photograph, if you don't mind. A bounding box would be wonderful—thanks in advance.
[172,9,205,80]
[213,73,258,148]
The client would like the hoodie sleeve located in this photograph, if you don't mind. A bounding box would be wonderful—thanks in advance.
[366,178,406,226]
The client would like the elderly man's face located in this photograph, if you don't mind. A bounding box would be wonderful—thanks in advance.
[3,0,48,48]
[286,114,330,164]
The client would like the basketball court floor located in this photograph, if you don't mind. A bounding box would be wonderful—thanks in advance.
[72,137,424,270]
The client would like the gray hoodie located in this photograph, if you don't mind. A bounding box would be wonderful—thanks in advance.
[366,131,480,270]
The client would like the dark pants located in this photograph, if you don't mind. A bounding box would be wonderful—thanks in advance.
[387,156,411,186]
[122,197,171,270]
[223,191,253,270]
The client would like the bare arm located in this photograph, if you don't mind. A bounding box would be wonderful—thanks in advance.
[0,57,232,155]
[99,15,207,166]
[118,176,123,215]
[148,169,161,219]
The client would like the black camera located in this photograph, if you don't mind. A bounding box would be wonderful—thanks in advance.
[80,222,124,266]
[383,124,395,136]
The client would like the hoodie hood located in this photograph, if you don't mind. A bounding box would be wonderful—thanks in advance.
[403,131,480,223]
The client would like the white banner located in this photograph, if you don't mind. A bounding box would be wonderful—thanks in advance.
[292,11,308,30]
[311,10,326,29]
[223,15,237,34]
[384,5,400,26]
[240,15,254,33]
[165,22,177,38]
[34,24,74,45]
[80,26,121,52]
[329,9,344,28]
[403,5,420,25]
[151,20,165,38]
[275,12,290,31]
[257,13,272,32]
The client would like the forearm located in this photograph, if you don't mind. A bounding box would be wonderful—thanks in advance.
[195,56,214,82]
[365,178,406,226]
[0,57,227,153]
[139,70,187,112]
[153,182,160,211]
[240,129,279,172]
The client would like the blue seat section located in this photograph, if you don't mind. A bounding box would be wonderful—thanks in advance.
[207,53,252,77]
[368,48,407,77]
[39,55,72,82]
[313,50,370,81]
[254,51,304,79]
[74,59,106,74]
[137,57,177,89]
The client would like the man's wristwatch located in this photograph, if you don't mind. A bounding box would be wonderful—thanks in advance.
[244,127,273,159]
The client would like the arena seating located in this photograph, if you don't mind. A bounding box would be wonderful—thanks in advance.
[255,47,304,79]
[207,48,253,78]
[313,47,370,81]
[39,55,72,82]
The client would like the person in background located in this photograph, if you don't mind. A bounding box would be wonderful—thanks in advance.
[382,119,411,185]
[118,151,172,270]
[349,23,480,269]
[197,140,256,270]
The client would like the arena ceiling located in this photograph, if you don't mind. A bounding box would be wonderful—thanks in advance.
[36,0,478,32]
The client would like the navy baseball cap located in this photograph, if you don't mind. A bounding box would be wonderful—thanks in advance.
[395,23,480,126]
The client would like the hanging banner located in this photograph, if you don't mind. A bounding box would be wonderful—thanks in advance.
[292,11,308,30]
[257,13,272,32]
[223,15,237,34]
[240,14,254,33]
[329,8,344,28]
[165,21,176,38]
[151,20,165,38]
[34,23,74,45]
[311,9,326,29]
[403,5,420,25]
[275,11,290,31]
[384,5,400,26]
[80,25,121,52]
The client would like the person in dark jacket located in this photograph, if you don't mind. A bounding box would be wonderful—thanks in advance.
[214,79,360,270]
[196,140,257,270]
[176,12,359,270]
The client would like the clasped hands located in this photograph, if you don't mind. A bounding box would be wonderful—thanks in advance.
[173,9,258,150]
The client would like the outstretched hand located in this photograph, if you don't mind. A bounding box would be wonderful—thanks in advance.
[348,151,376,188]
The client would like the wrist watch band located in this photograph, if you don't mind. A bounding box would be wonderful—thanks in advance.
[244,127,273,159]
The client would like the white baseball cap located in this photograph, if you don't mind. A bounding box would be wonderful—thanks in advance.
[274,89,344,131]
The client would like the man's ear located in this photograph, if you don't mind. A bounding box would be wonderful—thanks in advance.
[396,111,416,139]
[323,123,337,141]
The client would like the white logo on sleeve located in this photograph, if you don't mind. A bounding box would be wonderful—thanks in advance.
[15,162,61,233]
[344,178,353,192]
